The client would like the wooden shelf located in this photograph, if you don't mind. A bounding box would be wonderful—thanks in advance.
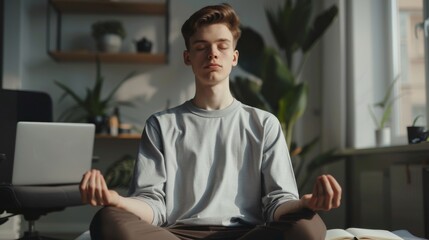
[96,133,141,139]
[49,0,167,15]
[47,0,169,64]
[49,51,167,64]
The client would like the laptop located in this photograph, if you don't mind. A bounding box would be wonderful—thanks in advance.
[12,122,95,185]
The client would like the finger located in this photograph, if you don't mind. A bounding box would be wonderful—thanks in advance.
[315,177,325,209]
[311,177,319,198]
[100,174,112,205]
[308,194,318,210]
[320,175,334,210]
[79,171,91,204]
[309,177,323,210]
[95,171,104,205]
[89,169,98,206]
[327,175,342,208]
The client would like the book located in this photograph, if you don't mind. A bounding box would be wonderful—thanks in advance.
[326,228,403,240]
[391,230,428,240]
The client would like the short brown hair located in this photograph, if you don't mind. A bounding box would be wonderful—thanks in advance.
[181,3,241,50]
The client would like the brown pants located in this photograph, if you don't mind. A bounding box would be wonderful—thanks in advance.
[90,207,326,240]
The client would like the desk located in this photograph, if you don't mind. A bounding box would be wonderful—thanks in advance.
[334,143,429,235]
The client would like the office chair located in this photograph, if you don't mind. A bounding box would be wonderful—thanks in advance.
[0,89,84,240]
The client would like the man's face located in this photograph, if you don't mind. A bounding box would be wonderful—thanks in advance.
[183,23,239,86]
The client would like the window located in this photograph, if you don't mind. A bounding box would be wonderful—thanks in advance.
[394,0,427,137]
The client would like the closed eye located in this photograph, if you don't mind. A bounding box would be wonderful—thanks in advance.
[194,45,207,51]
[218,43,230,50]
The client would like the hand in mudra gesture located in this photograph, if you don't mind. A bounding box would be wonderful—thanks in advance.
[80,169,120,207]
[301,174,342,211]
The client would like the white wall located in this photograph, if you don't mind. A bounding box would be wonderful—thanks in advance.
[2,0,22,89]
[4,0,285,131]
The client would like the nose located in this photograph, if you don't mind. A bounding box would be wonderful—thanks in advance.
[208,53,218,60]
[208,46,218,60]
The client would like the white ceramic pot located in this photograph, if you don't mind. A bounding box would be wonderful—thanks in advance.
[100,34,122,53]
[375,128,391,147]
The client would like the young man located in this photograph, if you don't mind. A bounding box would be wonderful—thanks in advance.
[80,3,341,240]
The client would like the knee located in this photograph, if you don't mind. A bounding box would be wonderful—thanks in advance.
[90,207,140,240]
[286,213,326,240]
[273,209,327,240]
[291,213,327,240]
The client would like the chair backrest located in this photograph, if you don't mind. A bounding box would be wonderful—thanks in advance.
[0,89,52,184]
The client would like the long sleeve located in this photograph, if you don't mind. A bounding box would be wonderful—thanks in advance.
[128,116,167,226]
[261,116,299,222]
[127,100,300,227]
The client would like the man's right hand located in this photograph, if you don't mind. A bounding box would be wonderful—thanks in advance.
[80,169,120,207]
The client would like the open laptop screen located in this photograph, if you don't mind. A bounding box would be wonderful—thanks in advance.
[12,122,95,185]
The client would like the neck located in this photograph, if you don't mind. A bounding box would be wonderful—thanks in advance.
[192,82,234,110]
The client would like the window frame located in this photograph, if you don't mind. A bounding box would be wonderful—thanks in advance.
[390,0,429,144]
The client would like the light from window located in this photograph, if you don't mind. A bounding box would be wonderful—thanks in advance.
[397,0,427,133]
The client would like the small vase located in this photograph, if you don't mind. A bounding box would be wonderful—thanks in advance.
[87,115,108,134]
[98,34,122,53]
[135,37,152,53]
[375,128,391,147]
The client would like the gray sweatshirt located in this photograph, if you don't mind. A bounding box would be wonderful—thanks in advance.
[128,99,299,227]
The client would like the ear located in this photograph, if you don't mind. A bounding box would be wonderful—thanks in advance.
[232,50,239,67]
[183,50,191,65]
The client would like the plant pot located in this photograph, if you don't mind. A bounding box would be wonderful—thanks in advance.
[87,115,108,134]
[98,34,122,53]
[375,128,391,147]
[135,37,152,53]
[407,126,425,144]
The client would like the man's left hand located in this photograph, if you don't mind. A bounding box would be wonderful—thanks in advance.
[301,174,342,211]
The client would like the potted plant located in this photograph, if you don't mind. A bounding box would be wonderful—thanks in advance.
[231,0,339,190]
[54,58,137,133]
[368,75,400,147]
[91,20,126,53]
[105,154,135,189]
[407,115,428,144]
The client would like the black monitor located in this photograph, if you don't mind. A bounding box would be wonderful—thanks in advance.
[0,89,52,184]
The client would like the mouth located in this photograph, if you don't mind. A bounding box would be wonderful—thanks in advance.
[205,63,222,69]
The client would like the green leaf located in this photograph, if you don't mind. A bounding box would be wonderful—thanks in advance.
[370,75,401,128]
[54,59,137,122]
[302,5,338,52]
[236,26,265,78]
[375,74,400,108]
[93,58,103,102]
[265,0,313,67]
[230,76,272,111]
[412,115,423,126]
[105,71,137,104]
[368,104,380,129]
[57,105,85,122]
[105,154,135,188]
[278,83,308,145]
[299,136,319,157]
[260,48,295,112]
[306,149,341,172]
[54,81,85,107]
[380,96,400,128]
